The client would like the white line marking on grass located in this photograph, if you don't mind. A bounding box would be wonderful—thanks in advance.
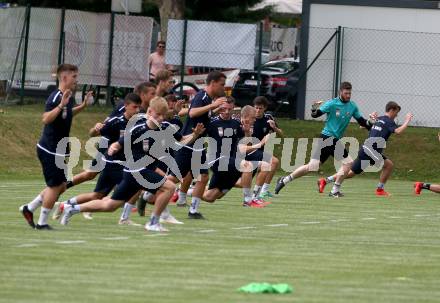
[145,233,168,237]
[414,214,431,217]
[56,240,86,244]
[396,277,413,281]
[388,216,402,219]
[361,217,376,220]
[265,224,289,227]
[301,221,320,225]
[231,226,256,230]
[197,229,216,233]
[101,237,129,241]
[16,243,38,248]
[330,219,350,223]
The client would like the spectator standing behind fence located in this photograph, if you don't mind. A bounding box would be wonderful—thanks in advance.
[148,41,169,82]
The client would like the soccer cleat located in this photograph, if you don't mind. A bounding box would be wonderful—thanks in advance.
[414,182,423,195]
[35,224,54,230]
[243,201,265,208]
[160,214,184,224]
[274,177,286,194]
[145,223,169,232]
[317,178,327,193]
[328,191,344,198]
[60,204,74,226]
[188,212,205,219]
[136,195,147,217]
[82,212,93,220]
[375,188,390,196]
[169,190,179,203]
[52,202,64,220]
[118,219,141,226]
[260,191,274,199]
[19,205,35,228]
[252,198,271,206]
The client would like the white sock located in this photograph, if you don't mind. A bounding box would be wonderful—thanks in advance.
[73,205,81,213]
[252,185,261,199]
[142,191,154,201]
[177,191,187,204]
[261,183,270,193]
[243,188,252,203]
[27,194,43,212]
[37,207,51,226]
[282,175,293,184]
[326,176,335,183]
[331,183,341,194]
[66,197,78,206]
[120,203,134,221]
[189,197,201,214]
[161,207,171,218]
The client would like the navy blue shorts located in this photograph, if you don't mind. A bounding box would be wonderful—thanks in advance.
[111,169,166,201]
[170,147,208,179]
[37,147,67,187]
[351,147,387,175]
[311,135,349,164]
[208,158,242,191]
[94,164,123,195]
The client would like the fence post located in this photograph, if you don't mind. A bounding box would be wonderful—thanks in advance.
[179,19,188,99]
[333,26,342,97]
[19,4,31,104]
[106,12,115,106]
[56,7,66,87]
[256,21,263,97]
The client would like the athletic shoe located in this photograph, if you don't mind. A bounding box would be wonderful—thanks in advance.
[328,191,344,198]
[414,182,423,195]
[82,212,93,220]
[118,219,141,226]
[317,178,327,193]
[52,202,64,220]
[35,224,53,230]
[188,212,205,219]
[136,195,147,217]
[19,205,35,228]
[160,214,184,224]
[169,190,179,203]
[145,223,169,232]
[176,201,188,207]
[60,204,74,226]
[274,177,285,194]
[243,201,265,208]
[252,198,271,206]
[375,188,390,196]
[260,191,274,199]
[131,207,138,213]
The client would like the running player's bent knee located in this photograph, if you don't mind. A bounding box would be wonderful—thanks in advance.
[308,159,320,171]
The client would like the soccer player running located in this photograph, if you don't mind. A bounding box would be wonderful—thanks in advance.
[414,132,440,195]
[20,64,88,230]
[203,99,260,207]
[320,101,413,196]
[248,96,283,199]
[167,71,228,219]
[52,93,142,224]
[275,81,377,197]
[60,97,205,232]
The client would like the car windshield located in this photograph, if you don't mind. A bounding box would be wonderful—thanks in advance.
[261,61,297,73]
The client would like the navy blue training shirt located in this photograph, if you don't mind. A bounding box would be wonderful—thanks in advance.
[366,115,397,153]
[181,90,212,136]
[207,116,245,159]
[38,89,74,155]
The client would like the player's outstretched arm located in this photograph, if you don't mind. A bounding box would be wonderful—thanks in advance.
[189,97,227,118]
[310,100,325,118]
[179,123,206,146]
[394,113,413,135]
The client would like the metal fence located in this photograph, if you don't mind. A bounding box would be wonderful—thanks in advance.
[303,26,440,127]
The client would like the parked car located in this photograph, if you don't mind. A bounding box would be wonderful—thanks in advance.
[231,57,299,111]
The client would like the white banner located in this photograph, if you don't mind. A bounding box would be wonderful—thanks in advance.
[269,27,297,61]
[166,20,257,70]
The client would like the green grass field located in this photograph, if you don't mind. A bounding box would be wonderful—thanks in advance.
[1,176,440,303]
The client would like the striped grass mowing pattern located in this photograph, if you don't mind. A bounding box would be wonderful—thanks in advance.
[1,177,440,303]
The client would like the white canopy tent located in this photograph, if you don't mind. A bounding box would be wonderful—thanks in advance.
[251,0,302,15]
